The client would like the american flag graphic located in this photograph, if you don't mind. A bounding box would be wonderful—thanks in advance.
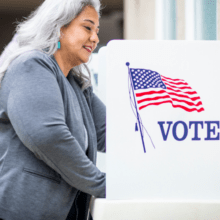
[130,68,204,112]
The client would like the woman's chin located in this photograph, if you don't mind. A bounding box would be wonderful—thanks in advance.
[81,57,90,64]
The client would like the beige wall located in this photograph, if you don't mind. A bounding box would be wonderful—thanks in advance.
[177,0,185,40]
[124,0,186,40]
[124,0,155,40]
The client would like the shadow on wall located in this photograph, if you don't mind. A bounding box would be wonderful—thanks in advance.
[0,13,25,54]
[0,10,123,55]
[94,11,123,53]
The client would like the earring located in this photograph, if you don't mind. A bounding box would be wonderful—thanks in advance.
[57,41,61,49]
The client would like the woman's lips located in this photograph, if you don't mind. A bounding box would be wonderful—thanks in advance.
[83,46,92,53]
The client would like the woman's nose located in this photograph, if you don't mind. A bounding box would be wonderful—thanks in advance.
[90,31,99,44]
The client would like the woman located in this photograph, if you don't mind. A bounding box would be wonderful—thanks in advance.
[0,0,105,219]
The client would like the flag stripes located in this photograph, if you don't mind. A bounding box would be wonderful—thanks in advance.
[130,68,204,112]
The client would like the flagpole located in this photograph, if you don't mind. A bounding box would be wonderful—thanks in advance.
[126,62,146,153]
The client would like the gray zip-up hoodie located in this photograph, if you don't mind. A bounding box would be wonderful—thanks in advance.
[0,50,106,220]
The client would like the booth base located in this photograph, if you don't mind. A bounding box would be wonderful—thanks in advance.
[90,198,220,220]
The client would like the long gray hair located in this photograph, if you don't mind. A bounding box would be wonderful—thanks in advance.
[0,0,101,89]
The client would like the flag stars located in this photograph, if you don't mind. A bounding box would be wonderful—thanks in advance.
[131,68,166,90]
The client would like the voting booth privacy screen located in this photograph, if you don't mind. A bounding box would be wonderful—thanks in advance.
[105,40,220,200]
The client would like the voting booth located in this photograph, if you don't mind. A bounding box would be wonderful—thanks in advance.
[91,40,220,219]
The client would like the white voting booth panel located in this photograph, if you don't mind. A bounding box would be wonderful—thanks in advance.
[106,40,220,201]
[90,199,220,220]
[86,53,99,95]
[90,40,220,220]
[97,46,107,105]
[95,47,107,173]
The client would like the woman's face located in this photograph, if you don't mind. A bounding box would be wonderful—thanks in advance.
[60,6,99,66]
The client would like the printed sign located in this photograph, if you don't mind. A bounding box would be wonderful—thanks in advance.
[127,63,205,153]
[106,40,220,200]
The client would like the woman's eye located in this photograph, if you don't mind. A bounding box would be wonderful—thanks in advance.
[85,26,91,31]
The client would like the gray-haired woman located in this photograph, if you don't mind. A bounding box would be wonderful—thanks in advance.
[0,0,105,220]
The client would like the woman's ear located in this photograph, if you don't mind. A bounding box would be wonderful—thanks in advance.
[60,25,66,37]
[59,28,65,39]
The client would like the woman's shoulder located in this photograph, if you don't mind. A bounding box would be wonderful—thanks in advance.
[3,50,58,88]
[7,50,58,78]
[12,50,52,67]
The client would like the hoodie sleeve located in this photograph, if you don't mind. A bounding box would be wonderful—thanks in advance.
[6,53,106,198]
[91,92,106,153]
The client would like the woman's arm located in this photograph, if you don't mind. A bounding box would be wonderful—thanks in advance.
[6,52,105,198]
[90,92,106,153]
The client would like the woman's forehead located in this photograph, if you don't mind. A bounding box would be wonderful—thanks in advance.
[78,6,99,25]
